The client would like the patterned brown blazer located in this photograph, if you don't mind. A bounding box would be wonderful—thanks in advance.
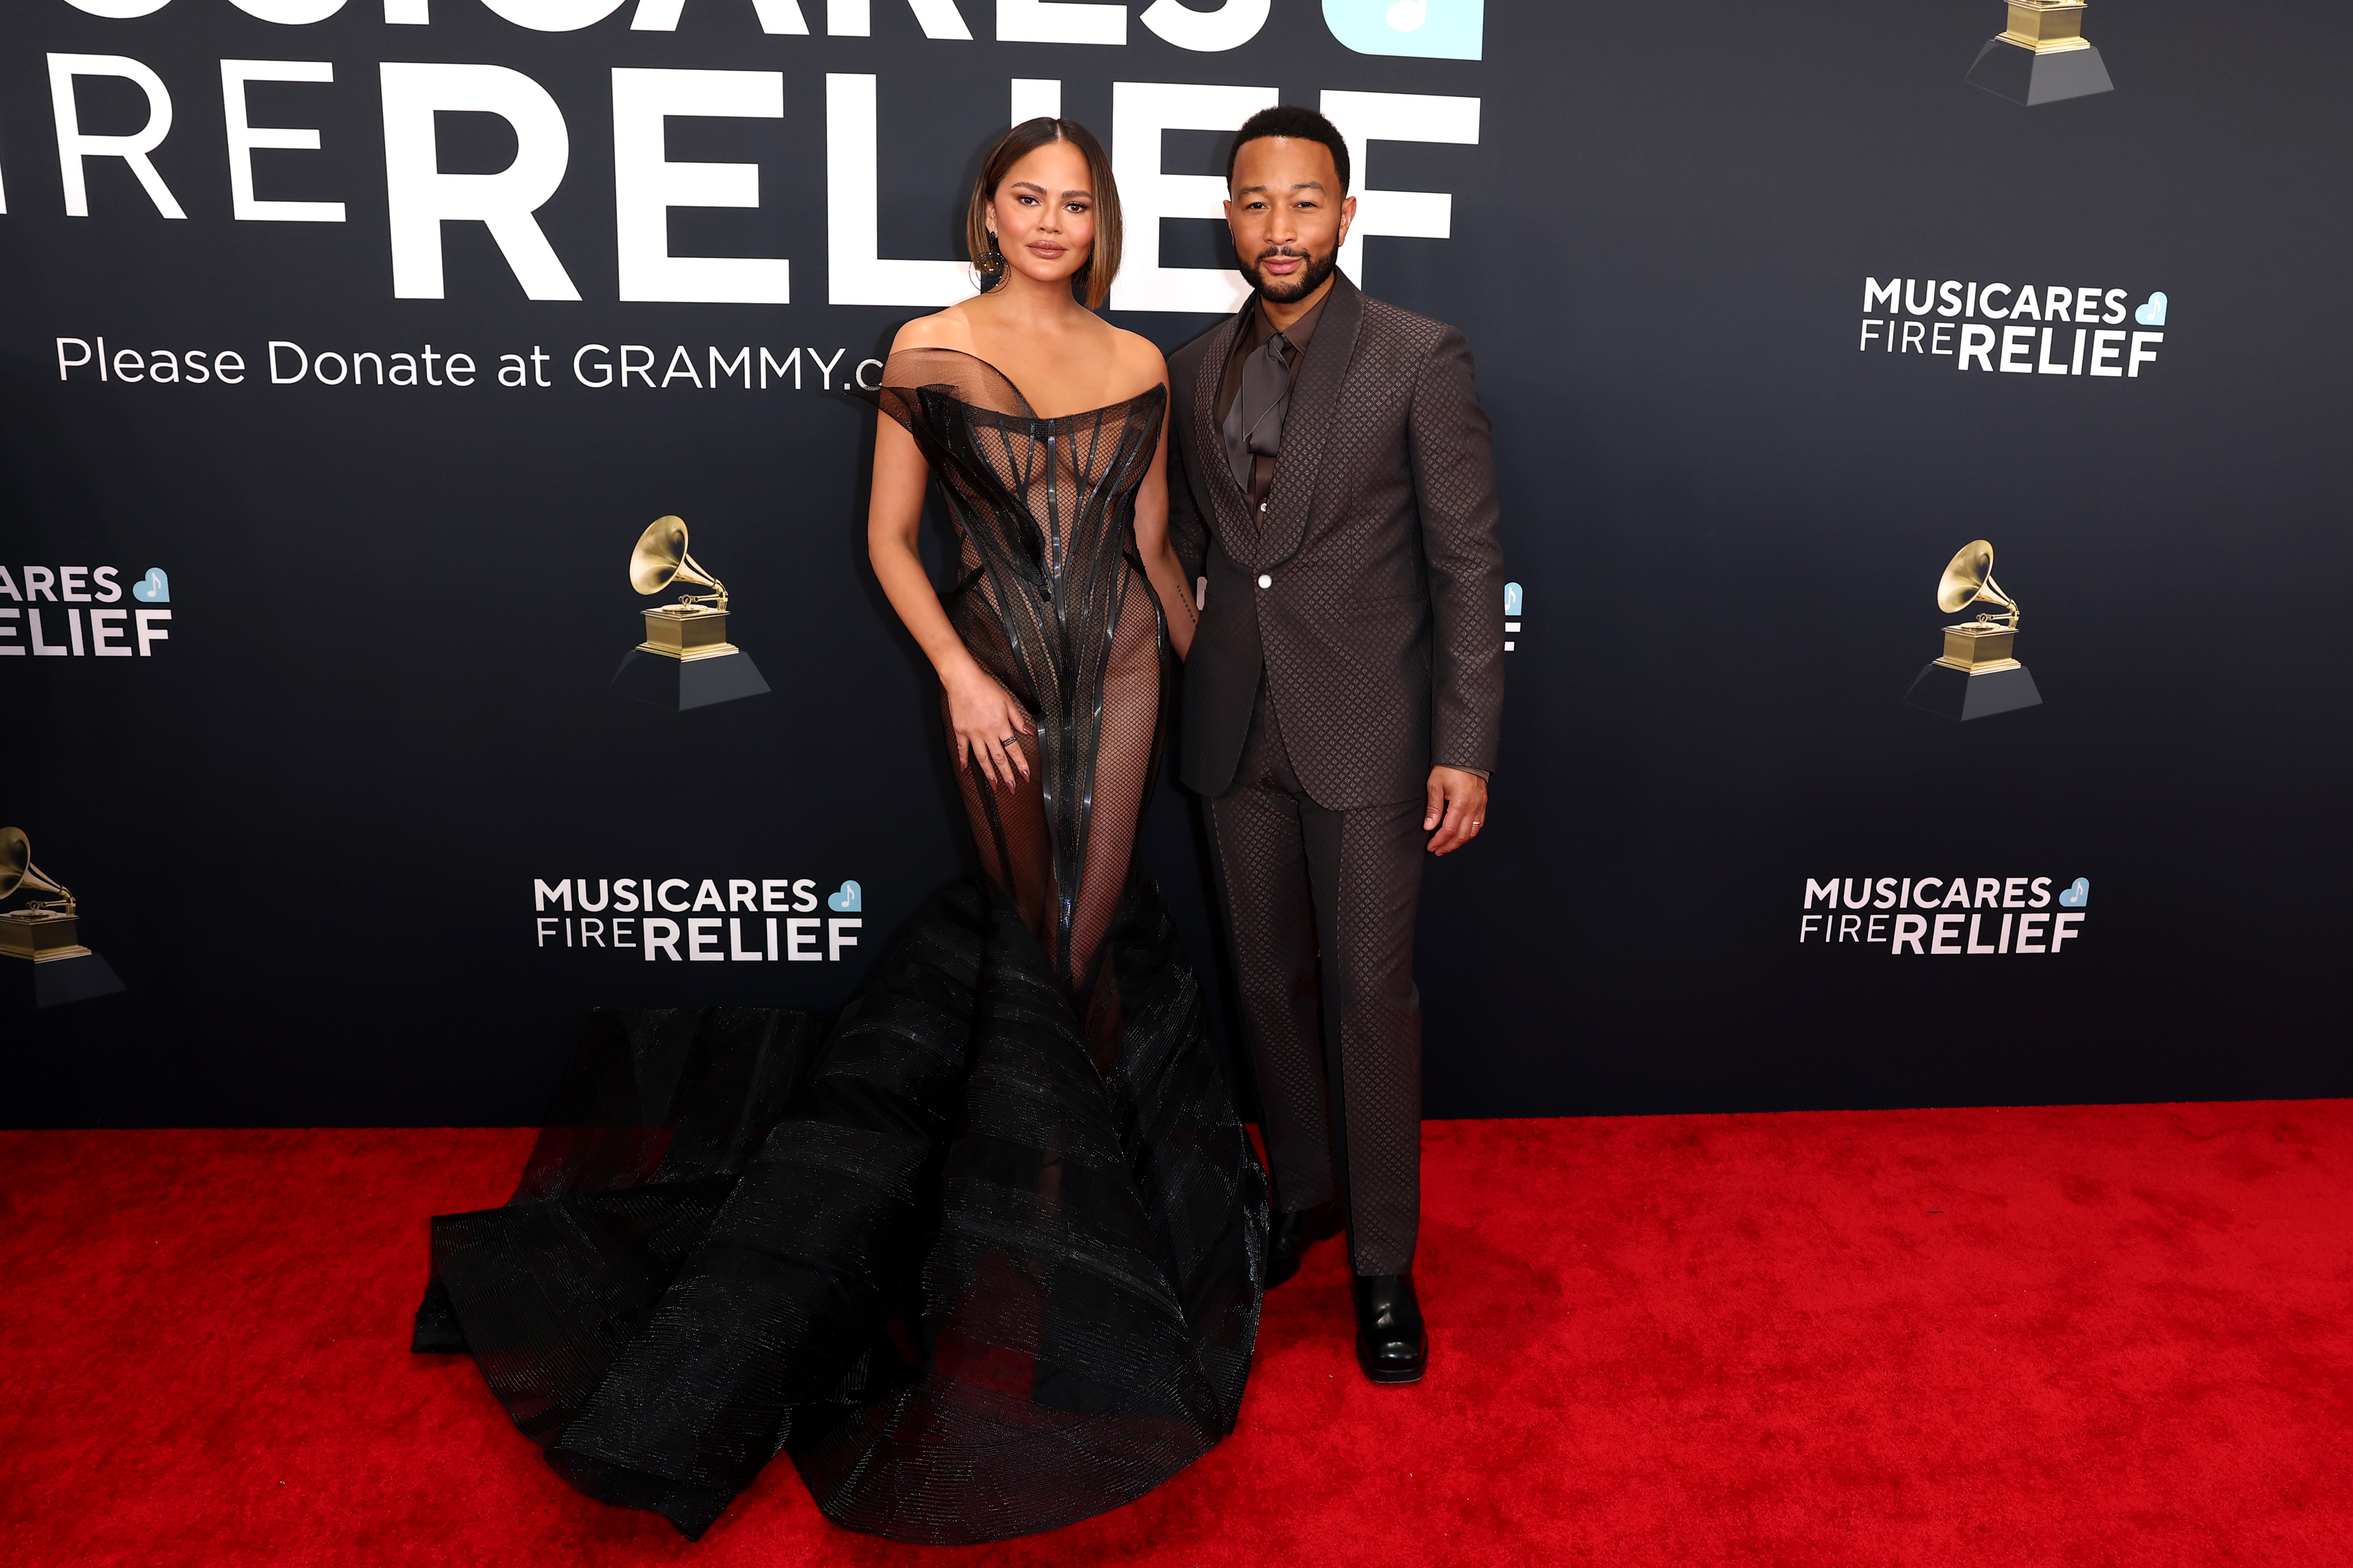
[1168,273,1505,810]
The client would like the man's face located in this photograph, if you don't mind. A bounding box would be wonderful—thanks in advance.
[1225,136,1357,305]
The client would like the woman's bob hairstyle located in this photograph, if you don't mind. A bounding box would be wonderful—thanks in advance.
[965,118,1122,310]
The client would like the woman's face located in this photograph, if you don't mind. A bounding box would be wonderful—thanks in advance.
[987,139,1096,290]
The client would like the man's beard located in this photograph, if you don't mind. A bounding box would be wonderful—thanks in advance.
[1240,244,1337,304]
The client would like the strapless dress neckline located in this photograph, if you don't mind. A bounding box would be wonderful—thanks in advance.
[887,345,1166,424]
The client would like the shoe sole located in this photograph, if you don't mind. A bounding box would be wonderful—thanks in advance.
[1356,1342,1429,1384]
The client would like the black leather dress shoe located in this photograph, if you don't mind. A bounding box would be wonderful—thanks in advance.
[1265,1202,1342,1289]
[1352,1271,1428,1384]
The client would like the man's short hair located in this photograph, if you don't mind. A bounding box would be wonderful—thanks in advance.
[1225,105,1351,195]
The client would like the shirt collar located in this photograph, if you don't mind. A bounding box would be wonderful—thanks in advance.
[1238,286,1332,359]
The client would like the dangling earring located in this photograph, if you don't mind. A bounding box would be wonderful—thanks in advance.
[983,227,1004,276]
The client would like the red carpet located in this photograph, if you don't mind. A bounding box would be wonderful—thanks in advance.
[3,1103,2348,1566]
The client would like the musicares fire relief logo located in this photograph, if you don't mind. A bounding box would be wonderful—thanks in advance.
[1800,875,2089,955]
[1,566,172,657]
[533,876,864,964]
[1857,277,2168,378]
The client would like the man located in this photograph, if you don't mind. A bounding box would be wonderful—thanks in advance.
[1166,105,1503,1384]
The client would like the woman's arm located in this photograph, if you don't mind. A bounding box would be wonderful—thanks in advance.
[867,393,1035,792]
[1131,397,1198,661]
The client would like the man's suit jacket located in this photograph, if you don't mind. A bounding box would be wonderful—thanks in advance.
[1168,273,1504,811]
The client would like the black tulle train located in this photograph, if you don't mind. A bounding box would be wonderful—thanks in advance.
[415,875,1266,1544]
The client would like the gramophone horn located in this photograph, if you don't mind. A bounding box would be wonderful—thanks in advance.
[629,515,726,600]
[0,826,73,907]
[1936,539,2017,619]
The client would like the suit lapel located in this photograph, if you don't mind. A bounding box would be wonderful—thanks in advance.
[1257,273,1363,568]
[1190,313,1257,568]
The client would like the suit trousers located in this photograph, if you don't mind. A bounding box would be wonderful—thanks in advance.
[1205,684,1426,1276]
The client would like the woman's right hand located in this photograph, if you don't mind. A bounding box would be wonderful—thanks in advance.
[943,661,1033,791]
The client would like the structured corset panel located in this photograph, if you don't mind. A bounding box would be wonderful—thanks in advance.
[872,349,1171,994]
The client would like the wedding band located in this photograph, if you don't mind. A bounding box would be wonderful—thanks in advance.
[1001,736,1018,745]
[1472,820,1483,828]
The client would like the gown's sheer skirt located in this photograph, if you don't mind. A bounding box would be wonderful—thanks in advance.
[889,348,1166,1005]
[415,350,1265,1547]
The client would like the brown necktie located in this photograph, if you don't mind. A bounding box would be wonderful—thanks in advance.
[1223,331,1293,504]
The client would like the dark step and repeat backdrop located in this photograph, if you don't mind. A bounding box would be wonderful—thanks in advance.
[4,0,2347,1126]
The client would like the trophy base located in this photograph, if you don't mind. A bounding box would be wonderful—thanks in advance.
[639,603,736,659]
[1966,38,2113,104]
[611,647,771,711]
[0,907,84,960]
[1905,659,2044,721]
[2,947,128,1010]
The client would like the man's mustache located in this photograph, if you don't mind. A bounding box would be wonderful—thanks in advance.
[1255,247,1313,263]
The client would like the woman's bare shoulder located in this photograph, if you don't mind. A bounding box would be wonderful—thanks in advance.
[890,306,980,354]
[1106,325,1168,397]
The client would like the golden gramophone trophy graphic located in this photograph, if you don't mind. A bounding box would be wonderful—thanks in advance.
[1966,1,2114,105]
[1,827,127,1009]
[1903,540,2045,721]
[608,516,771,711]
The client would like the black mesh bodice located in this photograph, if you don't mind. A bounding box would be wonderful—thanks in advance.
[872,349,1170,995]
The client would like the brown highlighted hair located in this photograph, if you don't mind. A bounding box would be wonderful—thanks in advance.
[965,118,1121,310]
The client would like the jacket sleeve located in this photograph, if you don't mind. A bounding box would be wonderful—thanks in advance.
[1409,327,1505,777]
[1164,350,1212,584]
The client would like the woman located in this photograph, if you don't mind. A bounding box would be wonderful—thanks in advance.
[413,119,1265,1547]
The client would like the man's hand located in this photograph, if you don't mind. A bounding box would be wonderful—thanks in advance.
[1424,766,1488,856]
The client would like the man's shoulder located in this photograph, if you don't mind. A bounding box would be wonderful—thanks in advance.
[1352,289,1462,357]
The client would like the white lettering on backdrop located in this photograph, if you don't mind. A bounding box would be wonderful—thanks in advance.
[613,68,793,303]
[227,0,350,21]
[477,0,632,31]
[49,54,187,219]
[996,0,1125,46]
[60,0,1272,47]
[1109,80,1275,314]
[1137,0,1267,52]
[22,19,1476,311]
[824,72,981,306]
[221,60,347,223]
[826,0,972,38]
[1320,90,1478,286]
[379,62,581,299]
[629,0,811,30]
[1009,77,1062,121]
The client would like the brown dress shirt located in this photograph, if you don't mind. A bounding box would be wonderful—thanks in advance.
[1214,293,1329,512]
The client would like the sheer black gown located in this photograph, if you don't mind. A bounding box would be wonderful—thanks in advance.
[413,350,1266,1546]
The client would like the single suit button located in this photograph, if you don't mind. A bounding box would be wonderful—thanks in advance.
[1257,574,1273,589]
[1259,502,1268,512]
